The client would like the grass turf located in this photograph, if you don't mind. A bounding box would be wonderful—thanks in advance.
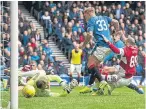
[1,86,145,109]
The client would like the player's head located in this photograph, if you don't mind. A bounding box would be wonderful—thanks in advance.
[36,79,48,89]
[83,7,95,22]
[74,43,79,52]
[125,36,136,46]
[30,61,37,70]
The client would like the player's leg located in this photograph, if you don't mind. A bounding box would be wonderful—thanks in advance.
[76,64,82,84]
[139,68,145,86]
[79,56,99,93]
[127,83,144,94]
[92,46,112,94]
[110,77,143,94]
[46,75,72,93]
[69,64,75,82]
[80,46,111,94]
[80,55,108,94]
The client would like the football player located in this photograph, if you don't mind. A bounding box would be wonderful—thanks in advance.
[23,72,77,97]
[79,7,120,94]
[19,61,78,97]
[100,34,144,94]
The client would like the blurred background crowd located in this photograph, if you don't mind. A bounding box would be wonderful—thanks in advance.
[0,1,145,78]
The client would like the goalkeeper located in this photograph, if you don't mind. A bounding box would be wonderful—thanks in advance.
[21,71,78,97]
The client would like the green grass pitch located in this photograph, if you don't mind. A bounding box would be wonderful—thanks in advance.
[1,86,145,109]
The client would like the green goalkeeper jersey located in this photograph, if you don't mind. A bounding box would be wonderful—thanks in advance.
[26,74,63,97]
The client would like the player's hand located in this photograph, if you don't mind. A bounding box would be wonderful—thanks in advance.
[101,35,109,43]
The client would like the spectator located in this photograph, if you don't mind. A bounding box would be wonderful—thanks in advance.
[137,36,144,46]
[19,47,25,57]
[115,4,124,20]
[124,3,132,18]
[129,24,138,35]
[34,29,41,43]
[69,7,79,20]
[102,6,109,16]
[39,54,48,66]
[31,51,40,63]
[30,23,37,37]
[3,24,10,34]
[19,22,26,35]
[41,11,51,27]
[136,2,144,15]
[43,43,54,62]
[55,10,63,23]
[1,33,8,48]
[62,32,74,58]
[141,19,146,33]
[43,1,50,12]
[72,31,80,43]
[30,37,37,50]
[22,30,30,46]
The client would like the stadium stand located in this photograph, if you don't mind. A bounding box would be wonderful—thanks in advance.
[0,1,145,87]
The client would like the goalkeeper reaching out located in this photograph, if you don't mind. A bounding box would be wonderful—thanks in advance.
[23,72,76,97]
[19,61,78,97]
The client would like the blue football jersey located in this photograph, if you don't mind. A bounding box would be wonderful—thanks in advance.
[87,16,113,46]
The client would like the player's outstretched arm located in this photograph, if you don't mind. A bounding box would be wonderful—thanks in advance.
[102,35,124,55]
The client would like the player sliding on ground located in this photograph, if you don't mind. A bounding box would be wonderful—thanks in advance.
[79,7,120,94]
[97,34,144,95]
[19,61,78,97]
[21,72,78,98]
[98,65,144,95]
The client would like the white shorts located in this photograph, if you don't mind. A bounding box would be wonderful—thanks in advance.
[93,46,111,62]
[70,64,82,74]
[111,77,133,88]
[113,65,125,77]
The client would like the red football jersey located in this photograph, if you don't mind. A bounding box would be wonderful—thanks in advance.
[22,65,32,72]
[108,42,138,78]
[120,46,138,78]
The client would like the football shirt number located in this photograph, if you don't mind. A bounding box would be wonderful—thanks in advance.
[130,56,137,67]
[96,20,108,31]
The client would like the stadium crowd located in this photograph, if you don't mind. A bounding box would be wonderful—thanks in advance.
[0,1,145,79]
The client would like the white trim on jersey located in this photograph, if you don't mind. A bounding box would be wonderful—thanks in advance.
[119,48,124,56]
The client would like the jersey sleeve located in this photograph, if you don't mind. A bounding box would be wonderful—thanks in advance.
[107,42,125,56]
[104,16,112,24]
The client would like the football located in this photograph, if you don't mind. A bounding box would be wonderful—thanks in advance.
[70,79,78,88]
[22,85,36,98]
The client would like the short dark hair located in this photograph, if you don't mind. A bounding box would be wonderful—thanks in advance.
[36,80,46,89]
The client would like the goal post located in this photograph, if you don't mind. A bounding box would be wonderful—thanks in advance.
[10,1,18,109]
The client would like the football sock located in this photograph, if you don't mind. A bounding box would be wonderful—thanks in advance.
[77,76,80,84]
[127,83,139,91]
[89,70,96,85]
[70,75,73,82]
[89,67,103,82]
